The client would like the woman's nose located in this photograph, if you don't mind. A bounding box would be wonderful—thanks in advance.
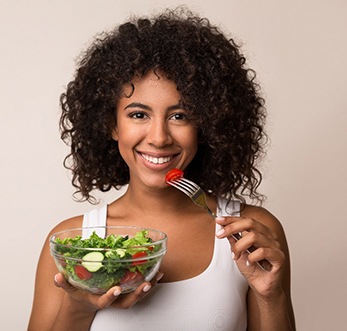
[146,119,173,147]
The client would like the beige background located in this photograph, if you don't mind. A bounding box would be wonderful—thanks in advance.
[1,0,346,330]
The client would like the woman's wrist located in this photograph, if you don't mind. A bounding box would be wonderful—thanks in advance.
[250,289,294,331]
[50,294,97,331]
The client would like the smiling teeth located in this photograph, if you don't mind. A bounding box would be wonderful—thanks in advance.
[142,154,172,164]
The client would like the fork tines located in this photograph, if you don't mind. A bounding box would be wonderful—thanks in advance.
[166,177,199,197]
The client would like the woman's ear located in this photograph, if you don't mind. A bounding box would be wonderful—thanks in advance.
[112,127,119,141]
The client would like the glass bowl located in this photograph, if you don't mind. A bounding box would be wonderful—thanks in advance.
[50,226,167,294]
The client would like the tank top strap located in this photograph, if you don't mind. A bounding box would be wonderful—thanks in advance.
[217,197,241,217]
[82,204,107,238]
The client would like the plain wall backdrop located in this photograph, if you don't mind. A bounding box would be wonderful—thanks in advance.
[1,1,346,330]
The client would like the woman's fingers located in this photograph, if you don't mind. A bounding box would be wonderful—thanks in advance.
[216,216,275,240]
[109,271,164,309]
[54,273,77,293]
[54,272,118,309]
[54,271,164,310]
[247,246,285,269]
[216,216,283,271]
[95,286,123,309]
[216,216,278,253]
[232,231,280,258]
[111,282,152,309]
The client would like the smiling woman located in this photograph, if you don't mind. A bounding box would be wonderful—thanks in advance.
[28,6,295,331]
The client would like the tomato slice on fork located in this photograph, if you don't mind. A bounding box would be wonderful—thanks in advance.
[165,168,184,182]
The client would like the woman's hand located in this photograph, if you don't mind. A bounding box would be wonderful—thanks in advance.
[215,214,286,300]
[54,271,164,311]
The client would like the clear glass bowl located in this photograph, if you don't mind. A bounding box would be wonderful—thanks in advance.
[50,226,167,294]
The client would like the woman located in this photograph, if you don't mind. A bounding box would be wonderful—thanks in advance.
[28,8,295,330]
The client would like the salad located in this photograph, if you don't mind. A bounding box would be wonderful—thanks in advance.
[52,230,163,293]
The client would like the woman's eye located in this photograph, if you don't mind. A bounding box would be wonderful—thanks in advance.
[170,113,188,121]
[129,112,147,119]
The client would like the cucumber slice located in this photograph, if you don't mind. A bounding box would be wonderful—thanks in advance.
[105,248,126,258]
[81,252,104,272]
[115,248,126,258]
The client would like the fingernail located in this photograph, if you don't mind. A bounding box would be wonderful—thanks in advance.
[143,284,152,293]
[216,228,225,237]
[113,288,122,297]
[156,272,164,281]
[231,251,235,260]
[54,274,58,283]
[215,216,225,222]
[246,260,250,267]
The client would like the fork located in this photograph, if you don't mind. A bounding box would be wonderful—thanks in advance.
[166,176,259,257]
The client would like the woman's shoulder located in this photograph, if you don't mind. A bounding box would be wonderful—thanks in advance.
[48,214,84,237]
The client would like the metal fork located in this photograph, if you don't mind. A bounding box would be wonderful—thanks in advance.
[167,177,243,242]
[166,176,262,259]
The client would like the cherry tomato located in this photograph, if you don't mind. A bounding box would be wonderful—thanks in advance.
[120,270,144,285]
[165,168,184,182]
[74,265,93,280]
[131,251,148,266]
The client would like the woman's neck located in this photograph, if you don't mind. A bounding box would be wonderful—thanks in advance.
[123,184,193,214]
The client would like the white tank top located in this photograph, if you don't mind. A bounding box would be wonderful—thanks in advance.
[83,198,248,331]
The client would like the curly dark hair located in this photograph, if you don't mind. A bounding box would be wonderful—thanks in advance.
[60,7,267,204]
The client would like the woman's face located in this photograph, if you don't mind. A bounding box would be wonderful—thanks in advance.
[113,71,198,189]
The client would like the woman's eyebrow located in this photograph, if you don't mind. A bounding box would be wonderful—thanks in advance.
[124,102,184,111]
[167,104,184,111]
[124,102,151,110]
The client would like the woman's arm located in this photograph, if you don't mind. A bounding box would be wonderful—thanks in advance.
[245,206,295,330]
[28,217,99,331]
[216,206,295,331]
[28,217,163,331]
